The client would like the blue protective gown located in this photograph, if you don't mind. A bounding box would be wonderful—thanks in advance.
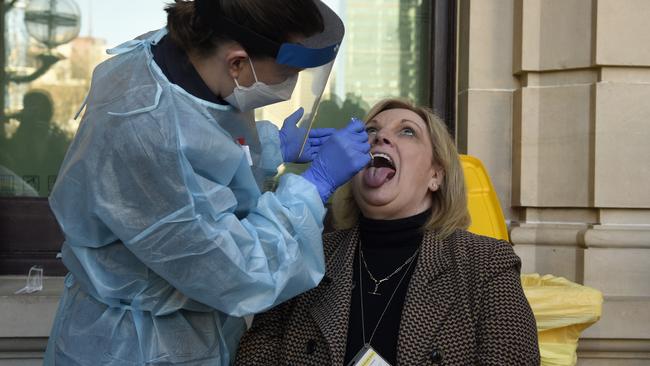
[44,29,326,365]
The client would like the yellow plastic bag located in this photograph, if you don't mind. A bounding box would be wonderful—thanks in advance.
[521,274,603,366]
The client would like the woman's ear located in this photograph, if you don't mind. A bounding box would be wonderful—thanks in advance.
[428,168,444,192]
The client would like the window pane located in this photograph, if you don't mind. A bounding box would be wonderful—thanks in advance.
[0,0,167,197]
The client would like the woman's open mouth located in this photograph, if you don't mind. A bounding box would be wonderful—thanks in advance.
[363,152,396,188]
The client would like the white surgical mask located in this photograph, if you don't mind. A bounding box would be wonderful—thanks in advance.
[224,59,298,111]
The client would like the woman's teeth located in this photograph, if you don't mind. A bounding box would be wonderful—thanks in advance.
[370,152,395,169]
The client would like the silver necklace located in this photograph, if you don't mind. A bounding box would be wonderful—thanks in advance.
[360,247,419,295]
[358,243,418,354]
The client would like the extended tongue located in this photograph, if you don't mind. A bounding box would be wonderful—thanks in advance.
[363,167,395,188]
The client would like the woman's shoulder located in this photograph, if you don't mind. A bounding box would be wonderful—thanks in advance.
[322,228,354,258]
[444,229,521,273]
[448,229,512,249]
[323,229,352,243]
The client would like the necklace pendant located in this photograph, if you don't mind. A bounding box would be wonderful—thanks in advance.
[369,283,382,296]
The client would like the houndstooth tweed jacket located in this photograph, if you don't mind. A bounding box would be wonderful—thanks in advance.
[235,227,540,366]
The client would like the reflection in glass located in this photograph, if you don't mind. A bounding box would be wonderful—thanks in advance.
[0,90,70,196]
[1,0,94,197]
[340,0,430,106]
[24,0,81,49]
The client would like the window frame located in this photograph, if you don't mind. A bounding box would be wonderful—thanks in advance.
[429,0,457,134]
[0,197,67,275]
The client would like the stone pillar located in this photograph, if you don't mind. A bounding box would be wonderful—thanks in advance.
[458,0,650,363]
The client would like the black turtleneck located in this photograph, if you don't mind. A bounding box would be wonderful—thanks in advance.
[343,210,430,365]
[151,35,226,105]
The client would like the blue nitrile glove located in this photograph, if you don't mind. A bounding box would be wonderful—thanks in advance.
[279,107,336,163]
[302,117,371,202]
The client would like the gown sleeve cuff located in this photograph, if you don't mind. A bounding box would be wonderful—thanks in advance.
[275,173,326,225]
[256,121,283,175]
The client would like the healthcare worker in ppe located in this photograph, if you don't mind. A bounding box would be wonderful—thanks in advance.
[44,0,370,365]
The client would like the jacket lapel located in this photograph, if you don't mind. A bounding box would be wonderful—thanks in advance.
[397,230,458,365]
[309,227,360,365]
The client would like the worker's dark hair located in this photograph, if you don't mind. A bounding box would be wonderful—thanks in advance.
[165,0,325,58]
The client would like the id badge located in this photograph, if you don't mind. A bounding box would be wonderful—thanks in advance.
[241,145,253,166]
[347,344,392,366]
[235,138,253,166]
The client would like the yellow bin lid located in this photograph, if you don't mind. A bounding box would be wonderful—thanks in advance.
[460,155,509,241]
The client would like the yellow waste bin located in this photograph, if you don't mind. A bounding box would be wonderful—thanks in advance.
[460,155,509,241]
[461,155,603,366]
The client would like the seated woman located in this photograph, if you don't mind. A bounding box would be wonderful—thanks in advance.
[235,98,540,366]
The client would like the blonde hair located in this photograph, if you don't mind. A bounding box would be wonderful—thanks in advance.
[331,98,470,239]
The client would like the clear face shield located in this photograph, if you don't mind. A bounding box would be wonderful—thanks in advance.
[272,1,343,155]
[195,0,344,156]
